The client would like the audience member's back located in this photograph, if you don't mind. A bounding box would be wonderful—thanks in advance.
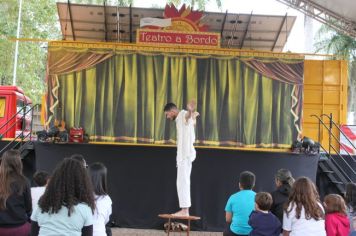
[31,171,49,209]
[324,194,350,236]
[283,177,326,236]
[30,158,95,236]
[224,171,256,236]
[0,150,32,236]
[248,192,281,236]
[89,162,112,236]
[270,169,294,224]
[346,183,356,235]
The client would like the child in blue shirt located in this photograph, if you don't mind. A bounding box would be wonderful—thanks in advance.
[248,192,281,236]
[224,171,256,236]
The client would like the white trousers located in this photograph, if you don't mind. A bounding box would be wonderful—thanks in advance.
[176,159,192,208]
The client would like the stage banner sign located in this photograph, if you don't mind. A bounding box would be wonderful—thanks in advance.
[137,29,220,48]
[340,125,356,155]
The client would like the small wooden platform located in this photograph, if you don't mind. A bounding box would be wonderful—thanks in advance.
[158,214,201,236]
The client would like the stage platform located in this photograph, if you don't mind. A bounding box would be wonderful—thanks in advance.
[25,142,318,231]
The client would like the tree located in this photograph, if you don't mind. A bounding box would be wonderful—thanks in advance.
[314,24,356,123]
[314,25,356,60]
[0,0,60,104]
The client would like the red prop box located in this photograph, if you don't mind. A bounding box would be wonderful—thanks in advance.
[69,127,84,143]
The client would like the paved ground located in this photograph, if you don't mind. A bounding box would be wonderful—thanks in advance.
[112,228,223,235]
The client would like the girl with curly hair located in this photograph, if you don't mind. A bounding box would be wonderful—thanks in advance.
[31,157,95,236]
[283,177,326,236]
[0,150,32,236]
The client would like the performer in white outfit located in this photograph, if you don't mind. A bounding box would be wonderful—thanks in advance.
[164,101,199,216]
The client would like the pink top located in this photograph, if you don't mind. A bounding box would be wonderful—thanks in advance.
[325,212,350,236]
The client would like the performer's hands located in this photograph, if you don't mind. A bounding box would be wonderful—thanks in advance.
[185,100,198,124]
[193,111,200,119]
[187,100,196,112]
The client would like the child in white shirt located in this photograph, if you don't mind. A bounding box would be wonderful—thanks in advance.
[89,162,112,236]
[30,171,50,209]
[283,177,326,236]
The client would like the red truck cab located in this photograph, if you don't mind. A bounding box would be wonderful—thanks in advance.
[0,86,32,139]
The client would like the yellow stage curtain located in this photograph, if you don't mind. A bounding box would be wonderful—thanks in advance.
[53,52,301,148]
[46,48,114,125]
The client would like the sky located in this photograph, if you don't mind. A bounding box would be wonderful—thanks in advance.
[133,0,321,53]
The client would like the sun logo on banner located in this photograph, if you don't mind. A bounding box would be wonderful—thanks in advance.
[141,4,208,32]
[163,4,208,32]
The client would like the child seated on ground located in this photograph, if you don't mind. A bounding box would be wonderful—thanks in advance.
[346,183,356,235]
[283,177,326,236]
[270,169,294,225]
[31,171,50,209]
[324,194,350,236]
[224,171,256,236]
[248,192,281,236]
[30,158,95,236]
[88,163,112,236]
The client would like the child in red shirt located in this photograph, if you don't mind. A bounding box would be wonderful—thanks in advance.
[324,194,350,236]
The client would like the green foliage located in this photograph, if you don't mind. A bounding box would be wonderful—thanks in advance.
[314,24,356,61]
[0,0,60,104]
[314,24,356,117]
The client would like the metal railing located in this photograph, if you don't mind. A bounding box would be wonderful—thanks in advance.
[0,104,40,156]
[311,114,356,184]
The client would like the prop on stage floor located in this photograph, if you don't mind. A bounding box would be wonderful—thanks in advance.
[292,136,320,154]
[36,120,88,143]
[159,214,200,236]
[36,120,68,143]
[69,127,85,143]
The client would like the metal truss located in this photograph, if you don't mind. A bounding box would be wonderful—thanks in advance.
[276,0,356,38]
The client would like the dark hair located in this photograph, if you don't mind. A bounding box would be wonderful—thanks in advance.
[275,169,294,187]
[33,171,50,187]
[70,154,87,168]
[164,103,177,112]
[89,162,108,196]
[345,182,356,212]
[39,158,95,216]
[324,194,347,215]
[239,171,255,190]
[255,192,273,211]
[0,150,27,210]
[285,177,324,220]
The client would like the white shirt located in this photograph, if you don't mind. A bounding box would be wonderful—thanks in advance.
[283,202,326,236]
[31,186,46,210]
[175,110,196,165]
[93,194,112,236]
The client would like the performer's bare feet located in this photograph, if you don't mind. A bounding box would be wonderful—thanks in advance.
[171,208,189,216]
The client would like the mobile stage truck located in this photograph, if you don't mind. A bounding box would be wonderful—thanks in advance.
[28,3,353,232]
[0,86,32,139]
